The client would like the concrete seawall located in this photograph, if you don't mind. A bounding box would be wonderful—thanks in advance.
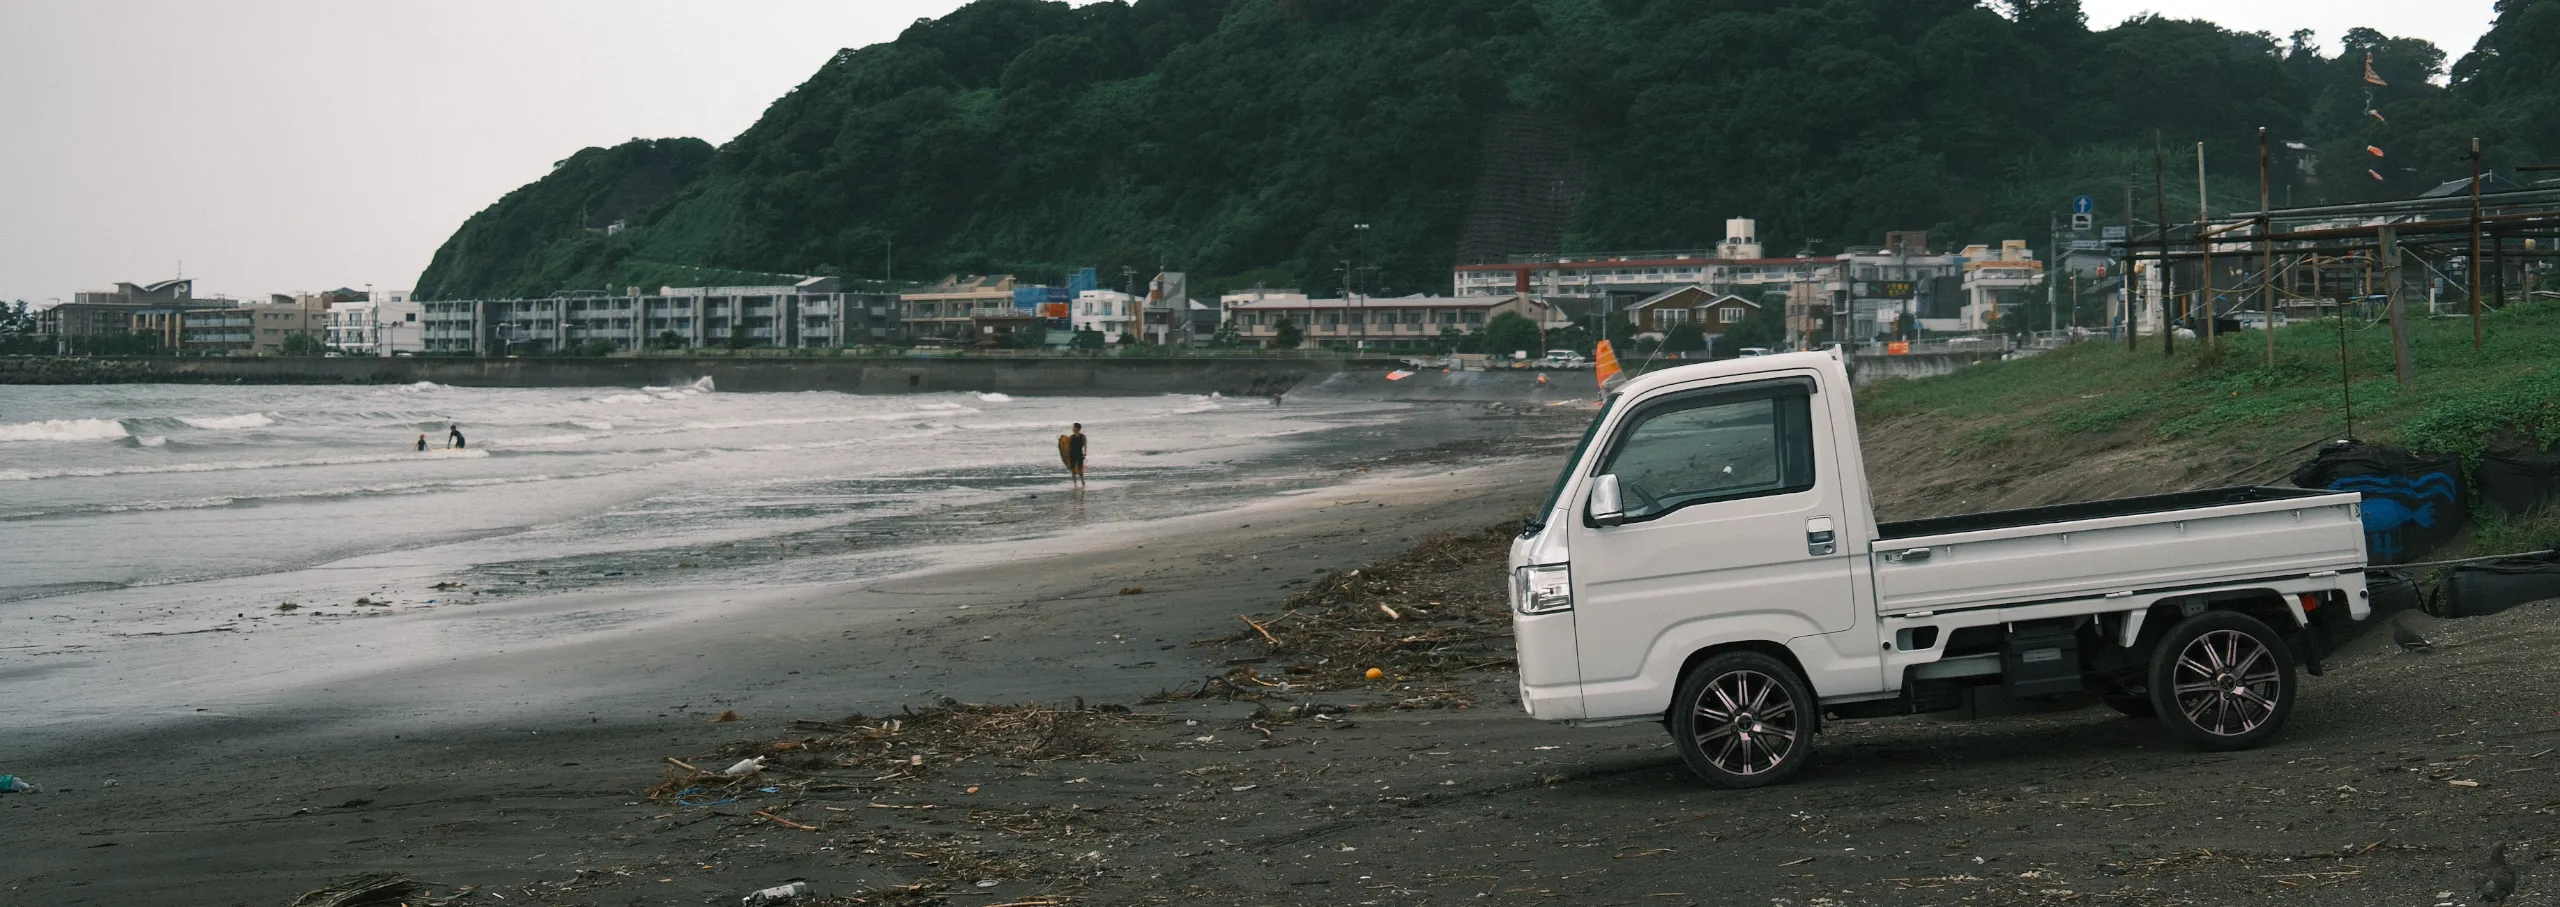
[0,355,1409,397]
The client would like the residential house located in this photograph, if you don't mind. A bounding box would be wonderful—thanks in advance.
[1073,289,1139,342]
[1625,286,1762,337]
[901,275,1016,342]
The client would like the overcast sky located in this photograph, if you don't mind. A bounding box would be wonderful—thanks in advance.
[0,1,2499,304]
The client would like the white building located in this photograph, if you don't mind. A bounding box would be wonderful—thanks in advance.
[1452,218,1841,303]
[1073,289,1139,342]
[323,290,424,356]
[1957,242,2043,331]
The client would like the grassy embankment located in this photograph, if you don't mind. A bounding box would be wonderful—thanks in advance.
[1854,299,2560,555]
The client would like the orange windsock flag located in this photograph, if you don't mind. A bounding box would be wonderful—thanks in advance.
[2364,52,2388,87]
[2366,145,2385,158]
[1593,340,1622,389]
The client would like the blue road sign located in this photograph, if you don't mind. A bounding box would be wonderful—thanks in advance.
[2072,195,2095,215]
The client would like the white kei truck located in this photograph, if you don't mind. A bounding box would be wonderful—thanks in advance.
[1509,350,2373,787]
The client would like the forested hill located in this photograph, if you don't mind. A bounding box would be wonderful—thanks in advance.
[414,0,2560,302]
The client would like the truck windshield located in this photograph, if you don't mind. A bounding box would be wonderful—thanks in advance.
[1523,396,1614,537]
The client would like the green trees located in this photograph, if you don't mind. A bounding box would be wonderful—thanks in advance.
[1480,311,1542,360]
[278,332,326,357]
[1718,306,1787,354]
[1661,321,1706,355]
[1270,318,1303,350]
[415,1,2542,304]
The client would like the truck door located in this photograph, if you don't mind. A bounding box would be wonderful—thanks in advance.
[1565,376,1857,717]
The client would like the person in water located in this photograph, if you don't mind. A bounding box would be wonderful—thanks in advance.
[1063,423,1088,485]
[416,433,427,452]
[447,424,466,449]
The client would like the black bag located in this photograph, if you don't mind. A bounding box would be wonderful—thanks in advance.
[2289,441,2465,565]
[2365,568,2421,618]
[2444,556,2560,618]
[2476,445,2560,519]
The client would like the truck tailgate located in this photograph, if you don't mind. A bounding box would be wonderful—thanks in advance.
[1871,490,2366,616]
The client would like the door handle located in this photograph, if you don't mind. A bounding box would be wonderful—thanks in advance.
[1805,516,1836,556]
[1885,547,1932,563]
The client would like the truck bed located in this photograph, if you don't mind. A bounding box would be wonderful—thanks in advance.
[1876,486,2340,540]
[1869,485,2366,618]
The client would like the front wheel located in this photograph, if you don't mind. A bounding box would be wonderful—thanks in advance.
[2147,610,2296,751]
[1669,651,1815,788]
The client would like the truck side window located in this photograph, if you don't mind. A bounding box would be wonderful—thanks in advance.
[1598,391,1814,521]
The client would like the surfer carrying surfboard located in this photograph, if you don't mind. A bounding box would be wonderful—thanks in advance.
[1057,423,1088,486]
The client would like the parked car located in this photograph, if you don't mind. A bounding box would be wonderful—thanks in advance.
[1508,349,2371,787]
[1535,349,1590,369]
[1735,347,1774,357]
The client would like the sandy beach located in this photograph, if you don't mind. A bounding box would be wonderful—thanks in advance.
[5,391,2557,906]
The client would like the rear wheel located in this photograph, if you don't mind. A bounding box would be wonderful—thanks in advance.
[2147,611,2295,751]
[1669,651,1814,788]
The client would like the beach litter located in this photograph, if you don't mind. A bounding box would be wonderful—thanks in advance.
[723,756,766,776]
[0,774,36,793]
[286,872,416,907]
[739,880,811,905]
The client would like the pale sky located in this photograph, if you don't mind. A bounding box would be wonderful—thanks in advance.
[0,1,2499,305]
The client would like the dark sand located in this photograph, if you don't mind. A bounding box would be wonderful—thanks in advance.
[5,416,2557,906]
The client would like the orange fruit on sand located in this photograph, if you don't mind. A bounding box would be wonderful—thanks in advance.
[1364,667,1384,680]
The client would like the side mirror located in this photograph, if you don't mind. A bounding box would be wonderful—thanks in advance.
[1589,474,1625,527]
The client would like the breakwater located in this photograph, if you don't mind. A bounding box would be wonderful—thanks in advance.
[0,355,1385,397]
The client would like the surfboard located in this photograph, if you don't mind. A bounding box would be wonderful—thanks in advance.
[1058,434,1073,469]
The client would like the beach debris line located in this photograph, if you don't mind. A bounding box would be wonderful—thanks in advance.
[1207,522,1520,691]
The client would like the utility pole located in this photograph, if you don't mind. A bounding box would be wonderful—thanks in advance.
[2155,140,2174,357]
[2125,175,2138,351]
[2383,225,2412,388]
[2470,137,2484,349]
[2197,141,2216,348]
[2259,127,2275,366]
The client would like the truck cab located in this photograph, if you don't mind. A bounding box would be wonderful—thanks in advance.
[1510,349,2369,787]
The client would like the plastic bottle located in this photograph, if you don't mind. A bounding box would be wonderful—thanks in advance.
[0,775,35,793]
[740,881,809,906]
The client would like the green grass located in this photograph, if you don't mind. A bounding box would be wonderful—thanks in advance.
[1859,299,2560,458]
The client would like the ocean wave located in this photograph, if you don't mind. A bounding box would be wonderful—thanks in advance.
[974,392,1015,403]
[177,412,275,430]
[571,420,614,431]
[0,418,129,443]
[0,470,608,521]
[136,435,167,447]
[0,447,491,481]
[595,393,656,405]
[501,434,589,446]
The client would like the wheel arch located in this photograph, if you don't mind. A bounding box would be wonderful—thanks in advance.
[1669,640,1821,733]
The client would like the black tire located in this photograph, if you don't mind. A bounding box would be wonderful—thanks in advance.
[2147,610,2296,751]
[2102,694,2157,718]
[1669,651,1815,788]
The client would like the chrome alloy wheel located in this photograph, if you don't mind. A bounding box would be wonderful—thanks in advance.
[2169,628,2283,737]
[1691,669,1800,776]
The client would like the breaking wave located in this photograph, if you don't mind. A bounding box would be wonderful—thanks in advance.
[177,413,275,430]
[0,418,129,443]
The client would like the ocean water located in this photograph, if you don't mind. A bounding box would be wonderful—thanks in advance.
[0,380,1436,606]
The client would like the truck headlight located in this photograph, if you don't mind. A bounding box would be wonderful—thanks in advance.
[1515,564,1573,614]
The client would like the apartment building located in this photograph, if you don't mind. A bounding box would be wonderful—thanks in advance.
[417,277,902,354]
[1225,294,1558,347]
[1453,219,1842,304]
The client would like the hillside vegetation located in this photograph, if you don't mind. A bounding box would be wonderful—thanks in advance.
[1857,303,2560,554]
[416,0,2560,301]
